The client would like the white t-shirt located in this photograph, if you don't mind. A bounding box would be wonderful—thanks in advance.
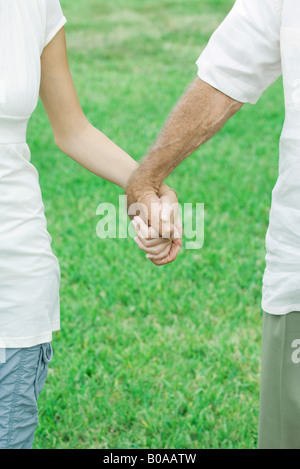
[0,0,66,348]
[196,0,300,315]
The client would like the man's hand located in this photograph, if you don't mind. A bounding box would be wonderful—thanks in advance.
[126,178,183,265]
[126,170,179,238]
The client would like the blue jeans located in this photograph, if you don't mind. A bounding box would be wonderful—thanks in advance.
[0,343,53,449]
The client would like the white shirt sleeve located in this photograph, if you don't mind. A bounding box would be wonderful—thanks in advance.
[196,0,283,104]
[44,0,67,48]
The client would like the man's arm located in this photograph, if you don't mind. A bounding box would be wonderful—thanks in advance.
[128,0,282,264]
[126,78,243,212]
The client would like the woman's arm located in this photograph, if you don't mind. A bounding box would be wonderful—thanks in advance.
[40,28,138,189]
[39,27,181,264]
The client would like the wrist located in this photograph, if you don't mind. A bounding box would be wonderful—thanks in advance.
[120,160,140,190]
[126,167,160,197]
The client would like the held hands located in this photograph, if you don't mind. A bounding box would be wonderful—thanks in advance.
[126,177,182,266]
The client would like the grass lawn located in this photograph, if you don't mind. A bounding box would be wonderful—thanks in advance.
[29,0,284,449]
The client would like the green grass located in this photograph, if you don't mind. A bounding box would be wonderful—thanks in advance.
[28,0,284,449]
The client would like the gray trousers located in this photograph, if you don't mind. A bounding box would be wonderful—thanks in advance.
[259,311,300,449]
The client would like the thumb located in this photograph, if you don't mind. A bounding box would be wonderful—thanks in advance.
[160,202,171,223]
[160,202,176,239]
